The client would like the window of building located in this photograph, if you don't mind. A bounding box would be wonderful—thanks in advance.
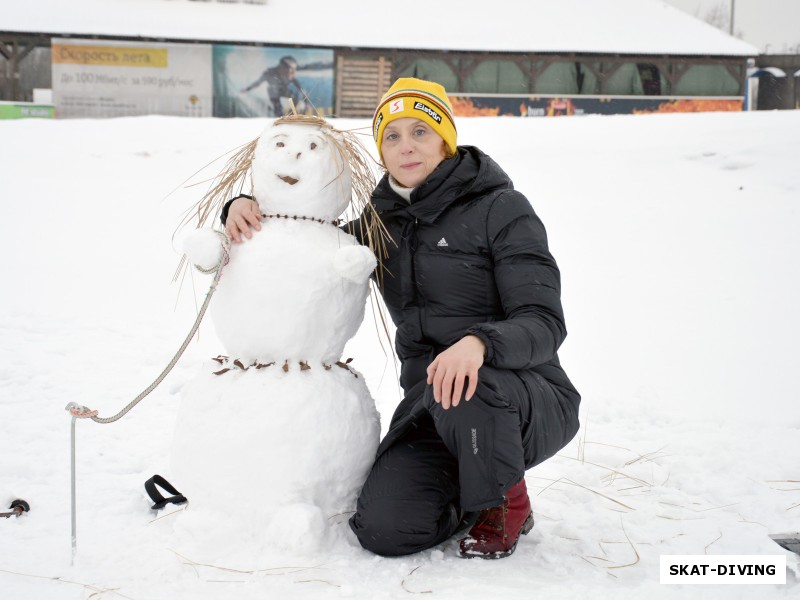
[533,62,579,94]
[637,64,668,95]
[673,64,740,96]
[464,59,528,93]
[578,63,645,95]
[396,58,459,92]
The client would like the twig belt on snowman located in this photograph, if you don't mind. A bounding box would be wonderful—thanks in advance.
[211,355,357,377]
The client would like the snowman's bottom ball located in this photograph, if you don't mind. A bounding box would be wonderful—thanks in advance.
[171,362,380,531]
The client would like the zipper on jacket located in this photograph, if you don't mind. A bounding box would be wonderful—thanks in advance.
[411,217,426,340]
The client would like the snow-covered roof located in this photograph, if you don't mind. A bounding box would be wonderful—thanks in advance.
[3,0,759,57]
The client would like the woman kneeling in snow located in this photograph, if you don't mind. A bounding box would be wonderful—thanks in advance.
[223,78,581,560]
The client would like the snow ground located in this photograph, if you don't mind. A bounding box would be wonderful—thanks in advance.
[1,110,799,599]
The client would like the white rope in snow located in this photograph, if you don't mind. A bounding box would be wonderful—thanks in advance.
[64,231,229,560]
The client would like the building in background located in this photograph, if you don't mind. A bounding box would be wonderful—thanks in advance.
[3,0,788,119]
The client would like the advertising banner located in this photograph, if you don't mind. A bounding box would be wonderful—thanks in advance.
[52,38,212,118]
[213,46,334,118]
[450,95,744,117]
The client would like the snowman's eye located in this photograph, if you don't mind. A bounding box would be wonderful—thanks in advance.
[310,143,317,150]
[276,142,284,148]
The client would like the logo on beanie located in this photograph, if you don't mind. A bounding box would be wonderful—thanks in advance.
[373,112,383,140]
[413,101,442,124]
[389,99,404,114]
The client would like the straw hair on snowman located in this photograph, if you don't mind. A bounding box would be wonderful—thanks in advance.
[178,113,392,274]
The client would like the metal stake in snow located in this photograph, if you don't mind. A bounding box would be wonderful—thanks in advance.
[70,408,77,561]
[63,234,229,561]
[64,403,95,562]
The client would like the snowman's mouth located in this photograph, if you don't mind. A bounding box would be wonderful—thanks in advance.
[277,174,299,185]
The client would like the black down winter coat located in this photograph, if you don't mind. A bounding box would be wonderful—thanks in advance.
[356,146,580,474]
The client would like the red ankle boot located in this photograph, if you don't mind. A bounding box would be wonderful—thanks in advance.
[458,478,534,559]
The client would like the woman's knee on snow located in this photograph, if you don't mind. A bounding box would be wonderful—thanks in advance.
[350,496,451,556]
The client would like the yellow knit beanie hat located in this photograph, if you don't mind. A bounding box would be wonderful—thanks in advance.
[372,77,457,160]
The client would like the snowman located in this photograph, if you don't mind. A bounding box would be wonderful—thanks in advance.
[171,116,382,560]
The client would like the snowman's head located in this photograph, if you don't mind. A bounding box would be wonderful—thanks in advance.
[251,120,352,222]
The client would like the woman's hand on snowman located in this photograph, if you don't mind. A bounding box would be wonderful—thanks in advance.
[225,196,262,243]
[426,335,486,410]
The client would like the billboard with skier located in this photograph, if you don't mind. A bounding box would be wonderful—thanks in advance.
[212,46,334,118]
[51,38,213,118]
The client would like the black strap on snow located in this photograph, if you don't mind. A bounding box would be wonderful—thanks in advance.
[144,475,187,510]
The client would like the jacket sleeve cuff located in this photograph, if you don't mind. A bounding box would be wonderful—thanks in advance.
[465,326,494,365]
[220,193,254,226]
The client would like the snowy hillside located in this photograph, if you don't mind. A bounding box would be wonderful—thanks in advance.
[1,110,798,599]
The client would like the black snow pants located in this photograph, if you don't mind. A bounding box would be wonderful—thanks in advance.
[349,364,578,557]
